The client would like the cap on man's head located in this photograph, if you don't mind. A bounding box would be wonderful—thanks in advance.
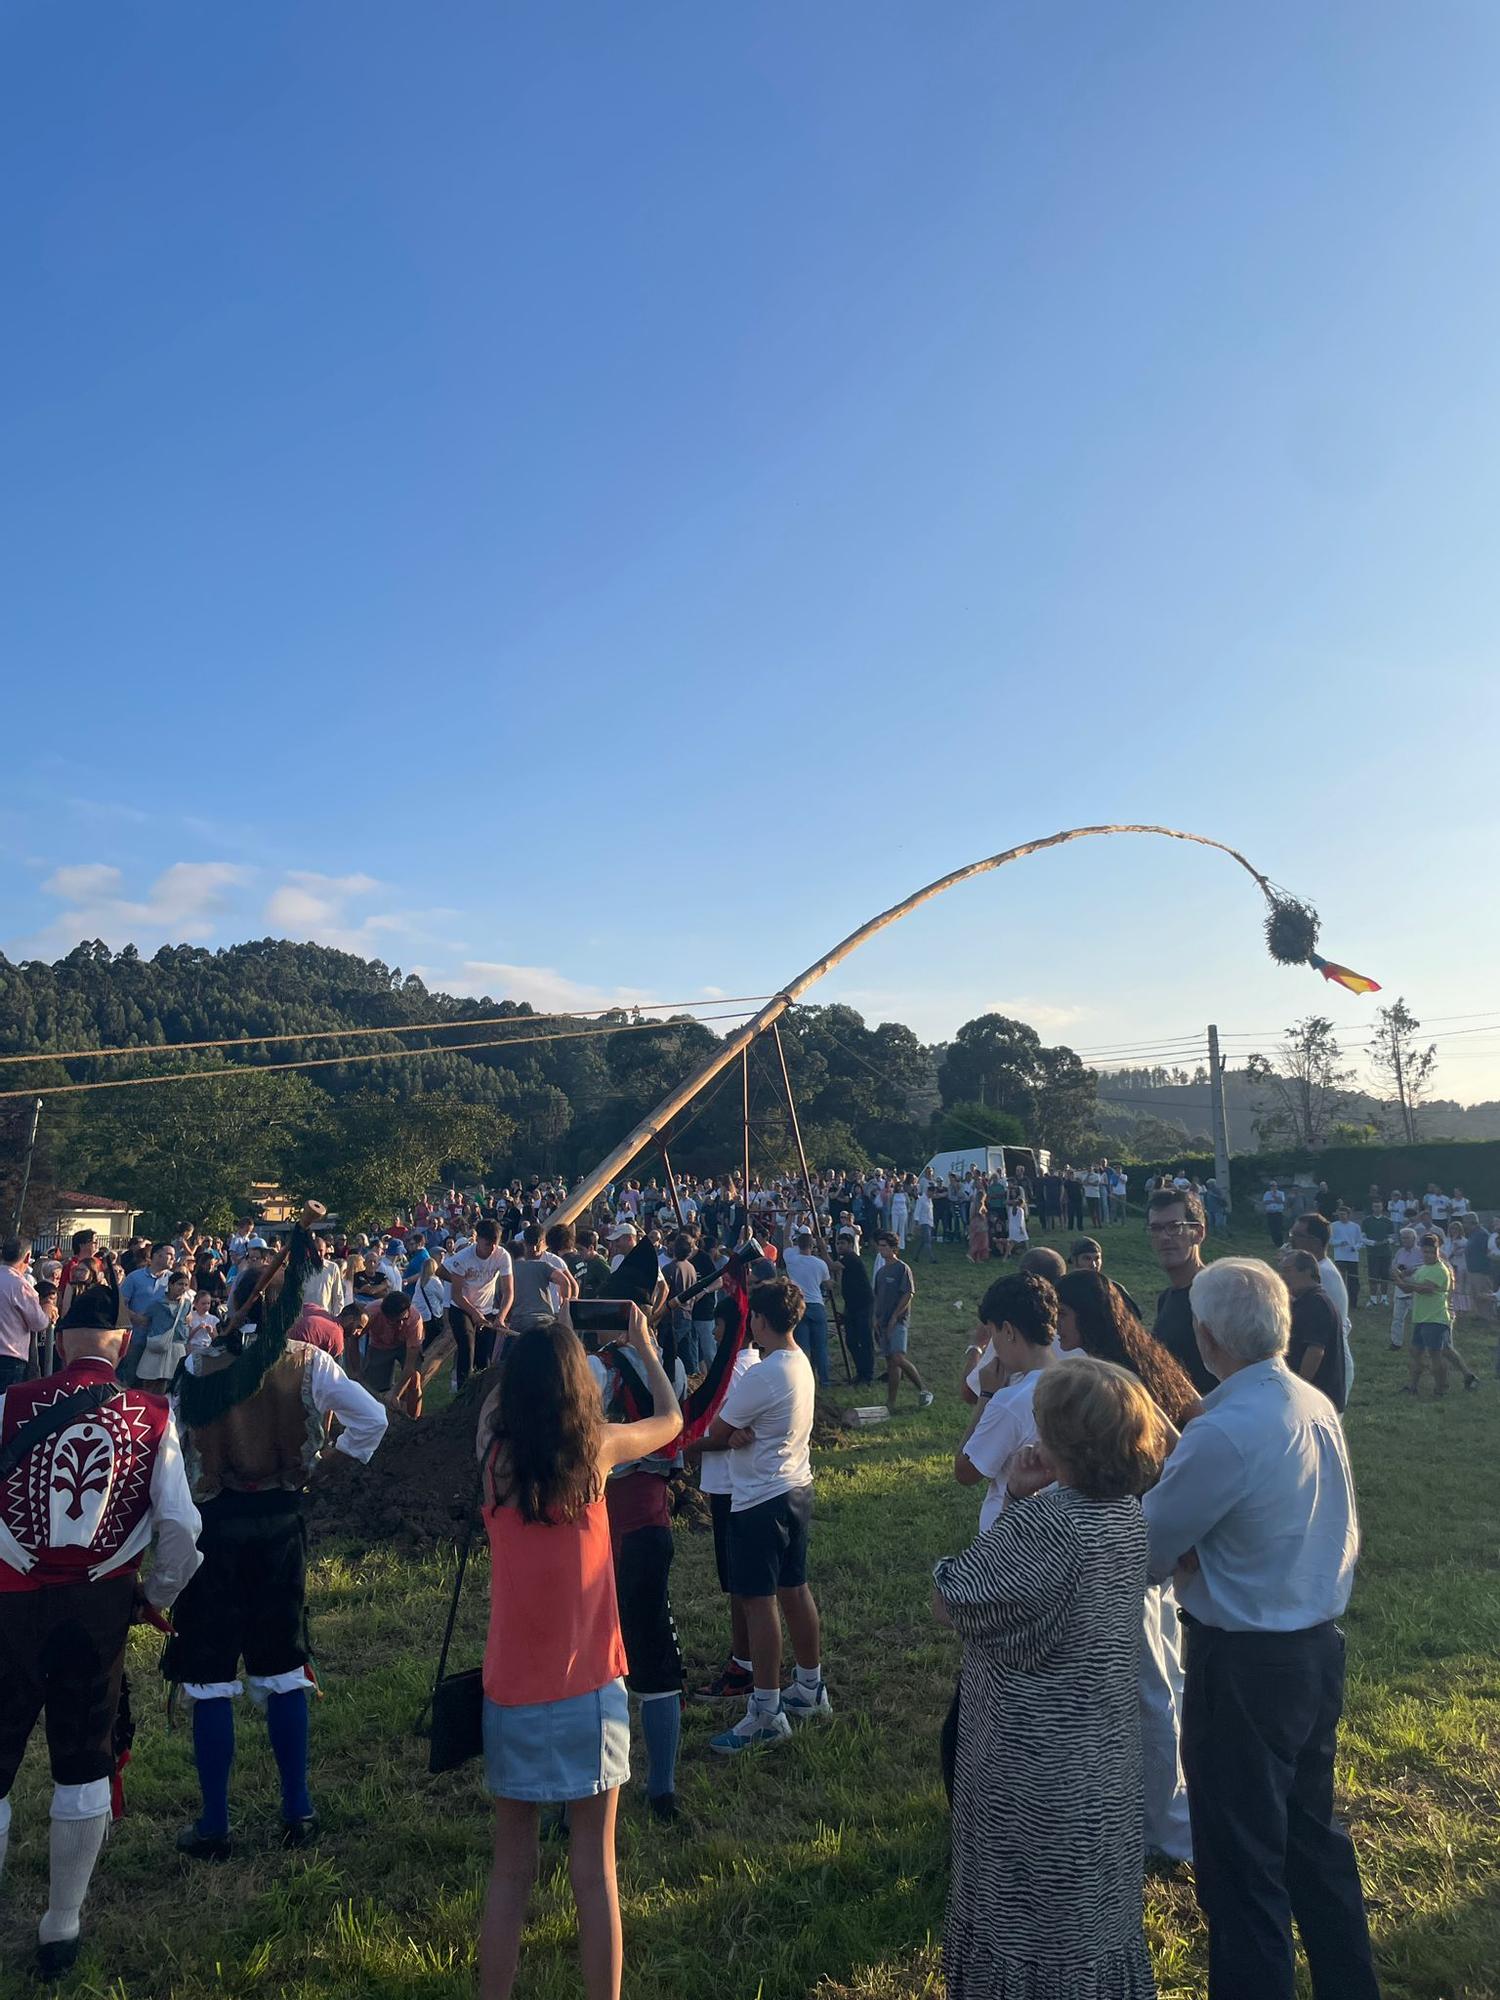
[608,1221,637,1241]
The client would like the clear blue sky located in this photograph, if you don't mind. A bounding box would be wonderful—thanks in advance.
[5,2,1500,1098]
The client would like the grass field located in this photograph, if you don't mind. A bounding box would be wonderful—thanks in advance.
[2,1222,1497,2000]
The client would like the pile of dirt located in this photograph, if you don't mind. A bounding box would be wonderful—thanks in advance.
[307,1378,860,1554]
[307,1375,490,1551]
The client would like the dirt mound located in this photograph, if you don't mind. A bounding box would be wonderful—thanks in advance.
[307,1375,490,1551]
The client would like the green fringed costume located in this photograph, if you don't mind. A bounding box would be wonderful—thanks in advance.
[163,1223,349,1850]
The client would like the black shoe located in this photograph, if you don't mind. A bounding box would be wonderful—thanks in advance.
[280,1813,320,1849]
[176,1823,232,1862]
[693,1660,753,1702]
[647,1791,681,1825]
[36,1934,81,1982]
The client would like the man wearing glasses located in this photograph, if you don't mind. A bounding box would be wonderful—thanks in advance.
[1147,1188,1218,1394]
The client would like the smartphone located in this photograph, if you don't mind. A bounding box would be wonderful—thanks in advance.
[569,1299,633,1337]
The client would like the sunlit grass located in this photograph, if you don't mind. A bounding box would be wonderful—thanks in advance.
[0,1223,1495,1998]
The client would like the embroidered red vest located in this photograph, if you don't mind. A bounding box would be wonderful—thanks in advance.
[0,1359,170,1593]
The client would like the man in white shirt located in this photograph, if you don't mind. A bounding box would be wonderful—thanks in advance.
[782,1232,834,1385]
[706,1277,828,1754]
[1142,1258,1377,2000]
[1261,1182,1287,1248]
[431,1220,513,1386]
[912,1190,936,1265]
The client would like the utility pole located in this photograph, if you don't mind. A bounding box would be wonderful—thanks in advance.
[1207,1028,1231,1212]
[11,1097,42,1237]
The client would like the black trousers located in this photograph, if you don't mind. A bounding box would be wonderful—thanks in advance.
[1181,1618,1380,2000]
[1267,1212,1287,1248]
[843,1300,874,1384]
[448,1306,495,1385]
[0,1575,134,1790]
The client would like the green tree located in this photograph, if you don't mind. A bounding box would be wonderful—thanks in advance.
[1246,1016,1354,1150]
[1367,998,1437,1143]
[304,1092,514,1231]
[63,1067,329,1233]
[929,1102,1026,1153]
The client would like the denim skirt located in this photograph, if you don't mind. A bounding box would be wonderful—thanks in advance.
[482,1679,631,1802]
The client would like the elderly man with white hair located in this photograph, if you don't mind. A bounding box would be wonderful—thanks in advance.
[1141,1257,1379,2000]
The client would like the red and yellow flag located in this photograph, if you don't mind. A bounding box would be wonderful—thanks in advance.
[1309,954,1381,996]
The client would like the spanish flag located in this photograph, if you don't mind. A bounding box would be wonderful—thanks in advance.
[1309,953,1381,996]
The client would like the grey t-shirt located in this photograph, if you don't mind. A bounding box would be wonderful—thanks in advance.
[873,1259,913,1329]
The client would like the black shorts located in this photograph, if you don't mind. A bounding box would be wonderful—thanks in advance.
[0,1574,135,1791]
[613,1524,683,1697]
[726,1486,813,1598]
[1367,1246,1392,1280]
[710,1490,733,1594]
[162,1498,310,1687]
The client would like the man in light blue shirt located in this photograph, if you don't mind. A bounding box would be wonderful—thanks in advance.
[1143,1257,1379,2000]
[119,1242,175,1385]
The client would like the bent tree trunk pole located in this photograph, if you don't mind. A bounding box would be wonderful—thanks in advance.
[547,823,1280,1228]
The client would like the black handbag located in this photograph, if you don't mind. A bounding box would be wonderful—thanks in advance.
[423,1475,485,1775]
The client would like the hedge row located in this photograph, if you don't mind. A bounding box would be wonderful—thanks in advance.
[1127,1138,1500,1211]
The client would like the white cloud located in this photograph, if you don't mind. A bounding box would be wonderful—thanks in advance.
[260,871,402,956]
[16,859,249,960]
[43,863,124,902]
[449,960,658,1014]
[982,996,1089,1031]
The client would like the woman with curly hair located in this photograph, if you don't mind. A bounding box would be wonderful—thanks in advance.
[475,1303,679,2000]
[1053,1270,1201,1431]
[1054,1266,1197,1864]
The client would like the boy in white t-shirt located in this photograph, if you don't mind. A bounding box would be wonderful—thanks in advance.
[954,1273,1060,1530]
[705,1277,829,1753]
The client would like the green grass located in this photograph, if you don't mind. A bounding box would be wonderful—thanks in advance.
[2,1224,1497,1999]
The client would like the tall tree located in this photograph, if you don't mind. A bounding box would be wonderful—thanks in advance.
[1246,1016,1354,1150]
[1367,998,1437,1143]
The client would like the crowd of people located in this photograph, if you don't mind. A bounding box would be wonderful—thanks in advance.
[0,1150,1479,1996]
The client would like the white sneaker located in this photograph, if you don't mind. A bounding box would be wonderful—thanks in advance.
[917,1390,935,1408]
[710,1708,793,1754]
[781,1678,833,1719]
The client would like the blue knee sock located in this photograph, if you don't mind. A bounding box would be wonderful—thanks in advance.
[641,1694,680,1801]
[191,1698,235,1838]
[265,1690,313,1823]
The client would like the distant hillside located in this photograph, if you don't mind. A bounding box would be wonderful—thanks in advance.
[1097,1064,1500,1150]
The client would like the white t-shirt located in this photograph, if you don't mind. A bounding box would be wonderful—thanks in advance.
[782,1249,831,1305]
[1330,1220,1364,1262]
[1007,1204,1029,1242]
[699,1346,761,1496]
[445,1243,513,1316]
[1428,1193,1451,1222]
[1262,1188,1285,1214]
[718,1345,815,1511]
[963,1370,1043,1533]
[913,1196,934,1227]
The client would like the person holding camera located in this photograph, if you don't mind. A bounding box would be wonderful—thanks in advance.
[475,1303,679,2000]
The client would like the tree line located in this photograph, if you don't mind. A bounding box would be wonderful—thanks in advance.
[0,940,1110,1234]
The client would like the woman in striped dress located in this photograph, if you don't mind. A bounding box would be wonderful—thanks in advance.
[932,1358,1166,2000]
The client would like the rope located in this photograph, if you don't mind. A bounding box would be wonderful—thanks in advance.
[0,994,773,1068]
[0,1010,758,1102]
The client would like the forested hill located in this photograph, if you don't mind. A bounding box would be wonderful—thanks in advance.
[0,940,1092,1230]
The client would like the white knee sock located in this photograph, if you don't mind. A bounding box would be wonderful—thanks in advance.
[0,1794,11,1882]
[39,1812,109,1946]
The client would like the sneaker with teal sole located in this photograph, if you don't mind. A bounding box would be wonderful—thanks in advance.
[780,1678,833,1720]
[710,1709,793,1755]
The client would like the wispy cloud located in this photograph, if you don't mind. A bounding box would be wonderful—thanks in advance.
[448,960,659,1014]
[16,860,249,959]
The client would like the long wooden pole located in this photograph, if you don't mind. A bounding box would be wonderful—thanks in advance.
[771,1021,852,1382]
[547,825,1276,1228]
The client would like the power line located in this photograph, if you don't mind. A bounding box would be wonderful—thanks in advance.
[0,1010,759,1103]
[0,993,774,1069]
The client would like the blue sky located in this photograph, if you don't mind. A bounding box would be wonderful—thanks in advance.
[5,2,1500,1099]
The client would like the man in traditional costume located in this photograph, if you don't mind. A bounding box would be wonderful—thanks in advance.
[0,1308,202,1978]
[165,1204,388,1859]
